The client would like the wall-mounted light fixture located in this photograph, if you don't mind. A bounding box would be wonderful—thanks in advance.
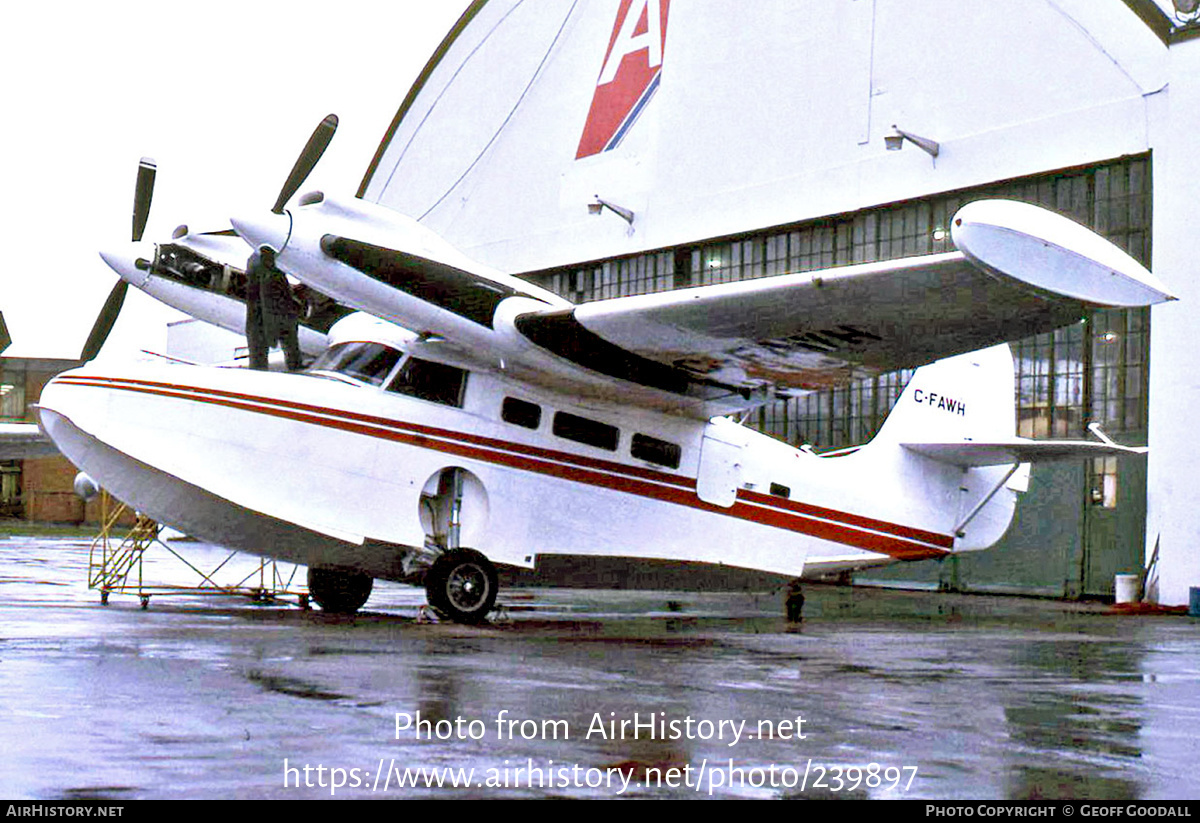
[589,195,635,226]
[885,125,940,158]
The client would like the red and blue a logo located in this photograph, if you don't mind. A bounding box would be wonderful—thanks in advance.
[576,0,671,159]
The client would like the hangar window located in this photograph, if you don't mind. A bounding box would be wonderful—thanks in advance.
[538,252,674,302]
[1089,307,1149,433]
[0,379,25,421]
[387,357,467,408]
[0,461,20,518]
[552,412,618,451]
[502,397,542,429]
[308,342,403,386]
[631,433,681,469]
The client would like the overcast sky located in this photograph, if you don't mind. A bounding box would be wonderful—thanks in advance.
[1,1,470,360]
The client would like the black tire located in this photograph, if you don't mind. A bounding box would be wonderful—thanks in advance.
[307,567,374,614]
[425,549,498,624]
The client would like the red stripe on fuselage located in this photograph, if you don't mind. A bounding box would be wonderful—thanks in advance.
[52,373,952,561]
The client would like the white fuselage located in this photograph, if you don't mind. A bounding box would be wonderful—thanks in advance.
[37,352,1009,586]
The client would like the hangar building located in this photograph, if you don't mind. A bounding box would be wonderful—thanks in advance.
[0,356,111,523]
[352,0,1199,605]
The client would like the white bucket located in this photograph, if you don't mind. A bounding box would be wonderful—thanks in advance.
[1115,574,1141,604]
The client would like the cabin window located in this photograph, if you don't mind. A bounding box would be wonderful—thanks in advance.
[552,412,618,451]
[502,397,542,429]
[387,357,467,407]
[770,482,791,499]
[308,342,403,386]
[631,433,681,469]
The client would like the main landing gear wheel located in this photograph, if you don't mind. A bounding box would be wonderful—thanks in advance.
[425,549,498,624]
[307,567,374,614]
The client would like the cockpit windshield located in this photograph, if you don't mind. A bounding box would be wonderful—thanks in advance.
[306,342,403,386]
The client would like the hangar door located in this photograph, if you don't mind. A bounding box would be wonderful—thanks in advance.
[780,158,1153,599]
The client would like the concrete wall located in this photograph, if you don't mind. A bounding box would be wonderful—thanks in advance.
[1147,35,1200,607]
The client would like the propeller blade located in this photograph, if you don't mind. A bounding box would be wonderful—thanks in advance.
[272,114,338,215]
[132,157,156,242]
[80,280,129,362]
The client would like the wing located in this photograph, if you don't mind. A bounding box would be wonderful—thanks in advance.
[230,197,1173,416]
[520,201,1173,392]
[523,251,1070,392]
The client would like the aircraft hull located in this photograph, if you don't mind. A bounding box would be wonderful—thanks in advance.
[43,387,897,591]
[39,349,1053,590]
[35,363,894,583]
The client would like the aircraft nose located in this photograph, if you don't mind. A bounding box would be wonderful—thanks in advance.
[230,212,290,256]
[98,241,154,288]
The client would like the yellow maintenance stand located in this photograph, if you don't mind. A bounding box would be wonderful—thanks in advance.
[87,491,309,610]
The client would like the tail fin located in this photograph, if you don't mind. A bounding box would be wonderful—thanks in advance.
[871,344,1020,552]
[873,344,1015,446]
[866,343,1143,553]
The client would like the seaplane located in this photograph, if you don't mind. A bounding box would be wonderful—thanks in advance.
[35,115,1174,622]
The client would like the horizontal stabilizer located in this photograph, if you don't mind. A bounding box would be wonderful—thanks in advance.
[903,438,1147,468]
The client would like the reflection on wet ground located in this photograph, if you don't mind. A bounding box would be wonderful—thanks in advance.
[0,535,1198,799]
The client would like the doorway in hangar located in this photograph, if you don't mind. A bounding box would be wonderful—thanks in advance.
[527,154,1153,600]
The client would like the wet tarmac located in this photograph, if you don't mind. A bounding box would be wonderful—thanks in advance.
[1,534,1199,800]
